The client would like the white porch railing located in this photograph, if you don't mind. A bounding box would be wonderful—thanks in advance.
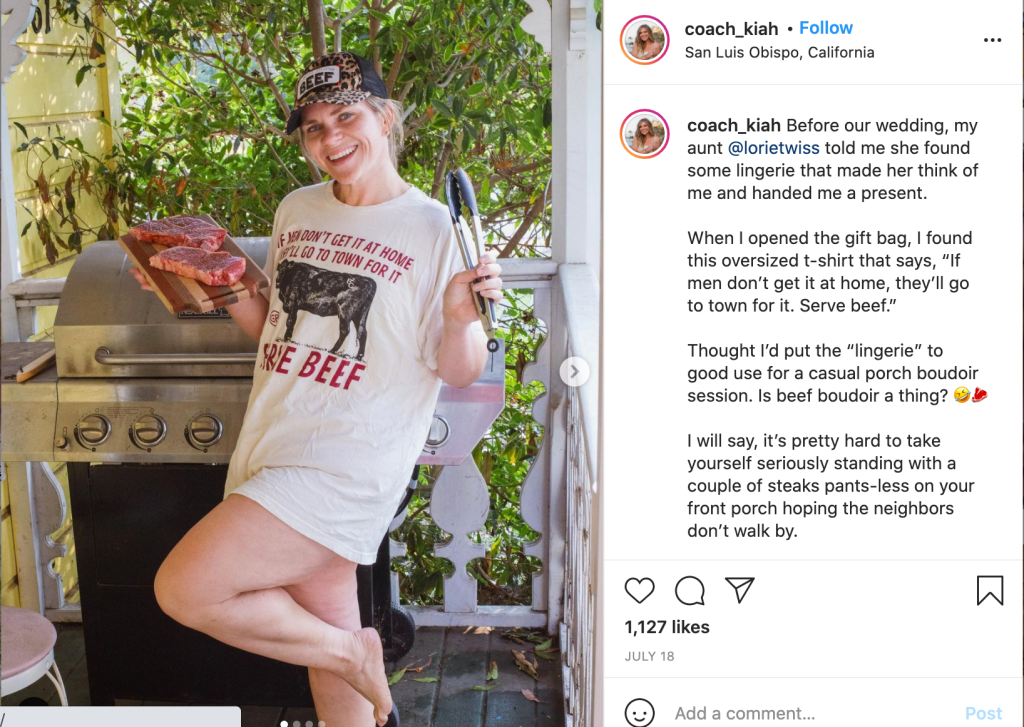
[4,251,601,725]
[557,264,599,727]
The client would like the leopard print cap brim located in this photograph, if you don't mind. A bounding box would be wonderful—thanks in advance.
[285,89,373,134]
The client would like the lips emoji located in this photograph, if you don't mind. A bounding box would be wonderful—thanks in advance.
[972,387,987,403]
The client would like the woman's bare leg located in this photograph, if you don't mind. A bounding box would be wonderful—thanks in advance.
[153,494,391,725]
[283,563,375,726]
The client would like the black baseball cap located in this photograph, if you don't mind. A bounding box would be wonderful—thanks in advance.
[286,51,389,135]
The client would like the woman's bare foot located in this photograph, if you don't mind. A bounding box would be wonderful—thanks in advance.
[332,627,392,726]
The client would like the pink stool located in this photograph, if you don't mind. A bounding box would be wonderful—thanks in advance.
[0,606,68,705]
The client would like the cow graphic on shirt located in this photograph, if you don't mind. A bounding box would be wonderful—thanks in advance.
[274,259,376,360]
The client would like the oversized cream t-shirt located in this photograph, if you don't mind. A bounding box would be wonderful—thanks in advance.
[224,181,481,564]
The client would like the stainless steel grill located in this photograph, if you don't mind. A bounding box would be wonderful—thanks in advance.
[0,236,507,708]
[3,239,504,466]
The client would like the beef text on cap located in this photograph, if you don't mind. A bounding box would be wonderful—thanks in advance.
[297,66,341,98]
[286,51,390,135]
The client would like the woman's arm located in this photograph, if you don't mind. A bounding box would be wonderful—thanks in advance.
[435,252,503,388]
[436,320,489,389]
[227,294,270,342]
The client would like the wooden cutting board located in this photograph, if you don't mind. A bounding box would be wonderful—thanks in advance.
[118,214,269,314]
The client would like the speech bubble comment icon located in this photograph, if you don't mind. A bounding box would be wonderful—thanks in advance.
[675,576,705,605]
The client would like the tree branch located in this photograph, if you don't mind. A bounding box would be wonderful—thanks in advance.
[307,0,327,57]
[385,37,407,96]
[429,140,454,199]
[334,0,366,51]
[498,192,546,258]
[369,0,383,76]
[396,79,415,105]
[486,159,550,188]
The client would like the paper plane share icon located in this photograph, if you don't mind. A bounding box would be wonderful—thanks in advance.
[725,577,754,604]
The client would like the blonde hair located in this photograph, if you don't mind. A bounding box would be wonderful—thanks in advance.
[633,117,655,151]
[298,97,405,170]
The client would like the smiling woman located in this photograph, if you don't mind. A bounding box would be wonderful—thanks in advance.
[149,49,504,727]
[299,96,405,171]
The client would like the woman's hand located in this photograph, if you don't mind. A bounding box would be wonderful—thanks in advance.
[436,251,502,387]
[129,266,153,292]
[442,251,503,326]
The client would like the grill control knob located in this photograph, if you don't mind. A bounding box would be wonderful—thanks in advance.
[130,414,167,448]
[425,416,450,447]
[187,414,223,449]
[75,414,111,447]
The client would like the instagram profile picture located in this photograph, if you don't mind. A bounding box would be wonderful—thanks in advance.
[620,16,669,64]
[621,110,669,158]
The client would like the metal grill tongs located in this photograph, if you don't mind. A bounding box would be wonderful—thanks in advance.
[445,168,500,353]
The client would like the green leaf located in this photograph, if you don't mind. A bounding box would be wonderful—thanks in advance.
[534,639,553,651]
[387,668,407,686]
[432,99,453,118]
[13,121,27,138]
[471,684,497,691]
[412,677,438,683]
[486,662,499,681]
[20,221,31,237]
[75,64,91,87]
[92,39,106,57]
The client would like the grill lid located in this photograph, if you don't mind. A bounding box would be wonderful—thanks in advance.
[53,240,267,378]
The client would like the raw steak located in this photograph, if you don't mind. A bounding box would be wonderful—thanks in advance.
[149,246,247,287]
[131,215,227,251]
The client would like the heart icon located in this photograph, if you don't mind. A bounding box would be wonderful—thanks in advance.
[624,577,655,604]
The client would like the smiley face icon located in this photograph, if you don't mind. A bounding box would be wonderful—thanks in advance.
[625,697,656,726]
[954,386,970,403]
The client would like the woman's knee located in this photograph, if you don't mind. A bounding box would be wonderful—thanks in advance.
[153,552,209,628]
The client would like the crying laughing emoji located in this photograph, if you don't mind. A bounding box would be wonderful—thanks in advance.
[954,386,970,403]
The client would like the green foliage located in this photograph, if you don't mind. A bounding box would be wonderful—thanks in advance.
[31,0,552,605]
[39,0,551,257]
[392,289,546,606]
